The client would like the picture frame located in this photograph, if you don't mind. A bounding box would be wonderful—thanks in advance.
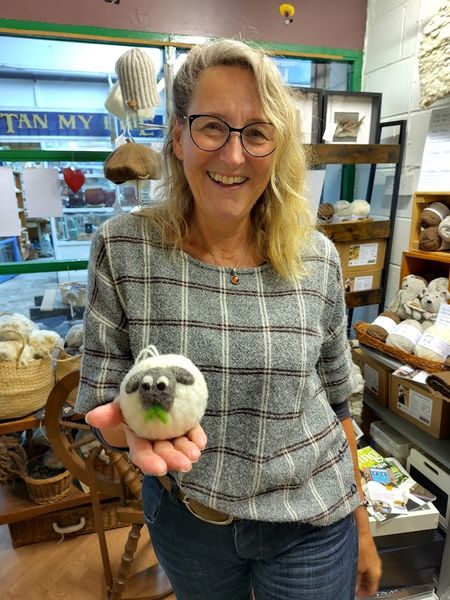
[321,91,382,144]
[290,87,323,144]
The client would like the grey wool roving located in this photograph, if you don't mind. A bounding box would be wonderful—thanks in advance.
[115,48,160,126]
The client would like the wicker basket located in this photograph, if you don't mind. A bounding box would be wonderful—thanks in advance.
[0,353,55,420]
[23,467,72,505]
[353,321,450,373]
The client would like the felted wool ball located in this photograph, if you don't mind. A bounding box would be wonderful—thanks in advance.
[419,226,442,251]
[332,200,352,222]
[385,319,423,353]
[367,311,401,342]
[415,325,450,362]
[351,199,371,219]
[420,202,450,228]
[317,203,334,223]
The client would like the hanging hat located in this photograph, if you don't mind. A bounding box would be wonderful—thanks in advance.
[104,140,161,184]
[115,48,160,126]
[104,81,127,122]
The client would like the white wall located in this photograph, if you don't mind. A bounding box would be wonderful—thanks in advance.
[363,0,449,311]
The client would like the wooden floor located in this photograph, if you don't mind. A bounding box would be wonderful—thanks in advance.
[0,523,176,600]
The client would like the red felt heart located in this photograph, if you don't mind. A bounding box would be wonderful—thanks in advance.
[63,167,85,193]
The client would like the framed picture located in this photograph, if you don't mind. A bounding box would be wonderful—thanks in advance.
[321,91,382,144]
[291,87,323,144]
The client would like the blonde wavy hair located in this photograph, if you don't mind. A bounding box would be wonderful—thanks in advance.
[148,39,316,279]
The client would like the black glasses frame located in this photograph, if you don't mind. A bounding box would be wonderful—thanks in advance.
[185,114,276,158]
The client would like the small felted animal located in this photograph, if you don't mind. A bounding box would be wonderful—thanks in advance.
[389,275,428,320]
[119,345,208,440]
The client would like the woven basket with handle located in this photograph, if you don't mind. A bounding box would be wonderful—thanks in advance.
[0,330,55,420]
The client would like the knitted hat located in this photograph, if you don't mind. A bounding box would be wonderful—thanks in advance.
[104,141,162,184]
[104,81,127,122]
[115,48,160,126]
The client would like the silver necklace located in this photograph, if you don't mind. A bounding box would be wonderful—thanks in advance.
[207,237,250,285]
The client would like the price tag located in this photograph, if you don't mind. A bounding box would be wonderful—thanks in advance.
[435,303,450,327]
[322,123,337,143]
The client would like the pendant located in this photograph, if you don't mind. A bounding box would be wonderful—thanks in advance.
[230,270,240,285]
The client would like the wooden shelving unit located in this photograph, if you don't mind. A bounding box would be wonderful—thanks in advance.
[311,134,406,311]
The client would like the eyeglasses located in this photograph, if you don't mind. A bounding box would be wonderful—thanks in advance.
[185,114,276,158]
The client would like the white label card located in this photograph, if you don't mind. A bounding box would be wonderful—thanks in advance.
[435,303,450,328]
[348,243,378,267]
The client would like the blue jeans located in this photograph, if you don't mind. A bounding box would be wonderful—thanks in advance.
[143,476,358,600]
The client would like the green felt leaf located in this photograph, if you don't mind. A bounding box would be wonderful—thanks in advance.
[144,405,169,424]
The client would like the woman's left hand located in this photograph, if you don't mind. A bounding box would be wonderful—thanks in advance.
[356,528,382,597]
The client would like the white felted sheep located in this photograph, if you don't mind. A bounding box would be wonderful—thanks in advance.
[119,345,208,440]
[385,319,423,353]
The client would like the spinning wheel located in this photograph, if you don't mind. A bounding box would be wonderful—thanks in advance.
[44,370,123,498]
[44,370,172,600]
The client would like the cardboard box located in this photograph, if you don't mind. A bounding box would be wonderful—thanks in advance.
[336,238,386,272]
[352,348,392,406]
[389,374,450,439]
[342,268,382,292]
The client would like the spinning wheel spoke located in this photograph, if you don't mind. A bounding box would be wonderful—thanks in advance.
[44,371,123,498]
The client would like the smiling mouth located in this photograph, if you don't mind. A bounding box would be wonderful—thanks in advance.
[208,171,248,185]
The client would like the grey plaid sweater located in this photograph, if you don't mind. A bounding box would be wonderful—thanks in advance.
[76,213,360,525]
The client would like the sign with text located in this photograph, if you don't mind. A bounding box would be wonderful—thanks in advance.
[0,111,164,138]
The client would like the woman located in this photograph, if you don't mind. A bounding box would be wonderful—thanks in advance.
[77,39,381,599]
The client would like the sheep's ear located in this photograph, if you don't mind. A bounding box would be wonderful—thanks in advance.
[172,366,195,385]
[125,373,141,394]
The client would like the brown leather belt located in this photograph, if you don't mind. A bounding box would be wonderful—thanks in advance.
[159,475,235,525]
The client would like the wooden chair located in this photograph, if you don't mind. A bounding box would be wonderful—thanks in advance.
[44,370,172,600]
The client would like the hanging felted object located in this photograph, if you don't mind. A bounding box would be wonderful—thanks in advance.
[63,167,85,193]
[104,140,161,185]
[115,48,161,127]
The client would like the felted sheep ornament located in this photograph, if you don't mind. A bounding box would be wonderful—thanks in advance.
[119,345,208,440]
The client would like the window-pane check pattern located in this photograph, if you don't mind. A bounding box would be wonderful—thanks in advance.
[76,214,360,525]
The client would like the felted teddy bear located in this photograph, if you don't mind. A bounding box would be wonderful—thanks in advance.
[119,345,208,440]
[389,274,428,321]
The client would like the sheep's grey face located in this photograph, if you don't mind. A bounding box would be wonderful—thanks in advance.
[138,369,176,411]
[125,365,195,412]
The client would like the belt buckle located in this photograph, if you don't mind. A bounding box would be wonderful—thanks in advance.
[182,497,234,526]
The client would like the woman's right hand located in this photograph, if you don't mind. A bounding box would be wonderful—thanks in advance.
[85,399,207,476]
